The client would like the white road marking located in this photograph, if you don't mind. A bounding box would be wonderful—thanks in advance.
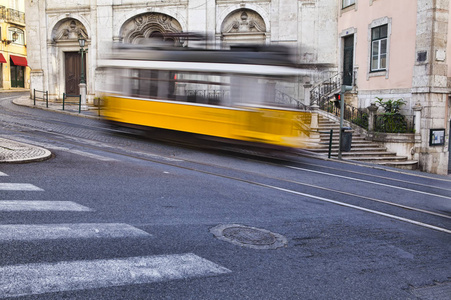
[64,148,118,161]
[260,182,451,234]
[287,166,451,200]
[0,223,151,241]
[0,172,7,176]
[9,136,182,162]
[0,201,92,211]
[0,183,43,191]
[0,253,231,298]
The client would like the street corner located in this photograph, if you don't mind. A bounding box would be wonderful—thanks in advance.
[0,138,52,163]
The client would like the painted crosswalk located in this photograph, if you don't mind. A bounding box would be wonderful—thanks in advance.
[0,223,151,241]
[0,253,231,298]
[0,174,232,297]
[0,183,43,191]
[0,200,92,211]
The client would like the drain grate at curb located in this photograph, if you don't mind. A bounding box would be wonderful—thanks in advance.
[411,281,451,300]
[210,224,287,250]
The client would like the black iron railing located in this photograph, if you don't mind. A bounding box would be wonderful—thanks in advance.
[374,114,415,133]
[33,89,49,108]
[275,89,309,110]
[321,100,368,129]
[6,8,24,24]
[310,73,342,107]
[322,100,415,133]
[63,93,82,113]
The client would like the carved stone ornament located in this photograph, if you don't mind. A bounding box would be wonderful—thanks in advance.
[52,19,88,42]
[221,9,266,34]
[121,13,183,45]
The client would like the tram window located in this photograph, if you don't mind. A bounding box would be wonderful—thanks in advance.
[172,72,231,106]
[105,68,123,94]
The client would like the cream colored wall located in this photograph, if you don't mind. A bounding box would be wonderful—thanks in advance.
[338,0,417,92]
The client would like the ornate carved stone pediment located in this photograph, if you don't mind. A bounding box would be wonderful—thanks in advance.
[52,19,88,42]
[221,9,266,34]
[121,13,183,45]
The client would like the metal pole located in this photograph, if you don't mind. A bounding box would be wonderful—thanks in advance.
[338,90,344,160]
[328,129,333,159]
[338,85,353,160]
[80,48,85,84]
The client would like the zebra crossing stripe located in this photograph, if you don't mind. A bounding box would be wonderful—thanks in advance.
[0,253,231,298]
[0,200,92,211]
[0,183,43,191]
[0,223,151,241]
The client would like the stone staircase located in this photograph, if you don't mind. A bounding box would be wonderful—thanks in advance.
[308,115,419,170]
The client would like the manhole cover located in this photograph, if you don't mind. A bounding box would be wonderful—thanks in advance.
[210,224,287,250]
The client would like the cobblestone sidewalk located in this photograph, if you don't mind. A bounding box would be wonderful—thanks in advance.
[0,138,52,163]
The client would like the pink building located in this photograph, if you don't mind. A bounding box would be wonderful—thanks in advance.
[336,0,450,175]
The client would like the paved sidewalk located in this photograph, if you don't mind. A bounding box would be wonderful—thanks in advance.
[0,137,52,163]
[1,94,100,163]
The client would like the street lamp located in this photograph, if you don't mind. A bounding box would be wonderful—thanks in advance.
[78,36,87,84]
[78,35,88,110]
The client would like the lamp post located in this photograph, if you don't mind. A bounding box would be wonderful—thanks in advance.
[78,36,88,110]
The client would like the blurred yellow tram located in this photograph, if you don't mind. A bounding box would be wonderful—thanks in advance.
[99,44,313,150]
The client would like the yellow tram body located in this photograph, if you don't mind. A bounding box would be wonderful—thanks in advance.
[103,95,311,148]
[100,44,313,150]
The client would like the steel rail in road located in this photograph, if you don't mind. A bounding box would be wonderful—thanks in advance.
[1,98,450,234]
[4,124,450,235]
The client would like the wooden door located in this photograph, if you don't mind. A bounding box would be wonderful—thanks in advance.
[65,52,85,95]
[10,65,24,88]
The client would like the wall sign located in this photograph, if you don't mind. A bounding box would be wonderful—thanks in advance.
[429,129,445,146]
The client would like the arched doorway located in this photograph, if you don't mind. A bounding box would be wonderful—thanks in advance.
[51,18,88,95]
[221,9,267,46]
[120,13,183,46]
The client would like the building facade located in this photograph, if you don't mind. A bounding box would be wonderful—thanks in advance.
[0,0,28,89]
[24,0,451,174]
[25,0,337,105]
[338,0,451,175]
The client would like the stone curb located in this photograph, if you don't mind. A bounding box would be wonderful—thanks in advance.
[0,138,52,163]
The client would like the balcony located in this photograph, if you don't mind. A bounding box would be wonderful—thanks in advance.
[0,6,25,25]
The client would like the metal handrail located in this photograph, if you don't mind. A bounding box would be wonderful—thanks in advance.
[33,89,49,108]
[310,73,342,107]
[275,89,309,110]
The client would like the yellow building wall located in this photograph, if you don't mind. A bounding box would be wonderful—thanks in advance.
[0,0,28,89]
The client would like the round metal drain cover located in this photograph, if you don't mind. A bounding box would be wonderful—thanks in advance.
[210,224,287,250]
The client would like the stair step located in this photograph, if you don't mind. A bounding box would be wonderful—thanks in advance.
[312,114,414,171]
[310,147,388,153]
[379,160,419,170]
[317,143,382,148]
[341,156,408,162]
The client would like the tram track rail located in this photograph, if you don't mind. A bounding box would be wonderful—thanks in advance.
[3,124,451,235]
[1,96,450,235]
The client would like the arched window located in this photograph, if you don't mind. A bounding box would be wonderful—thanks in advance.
[8,28,24,45]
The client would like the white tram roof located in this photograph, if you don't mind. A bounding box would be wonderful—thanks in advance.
[98,45,315,76]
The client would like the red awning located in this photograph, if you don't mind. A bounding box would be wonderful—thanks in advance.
[10,55,27,66]
[0,53,6,64]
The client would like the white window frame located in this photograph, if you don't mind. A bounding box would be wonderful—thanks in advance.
[371,25,387,72]
[367,17,391,79]
[343,0,355,9]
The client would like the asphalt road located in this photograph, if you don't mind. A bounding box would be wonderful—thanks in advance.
[0,92,450,299]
